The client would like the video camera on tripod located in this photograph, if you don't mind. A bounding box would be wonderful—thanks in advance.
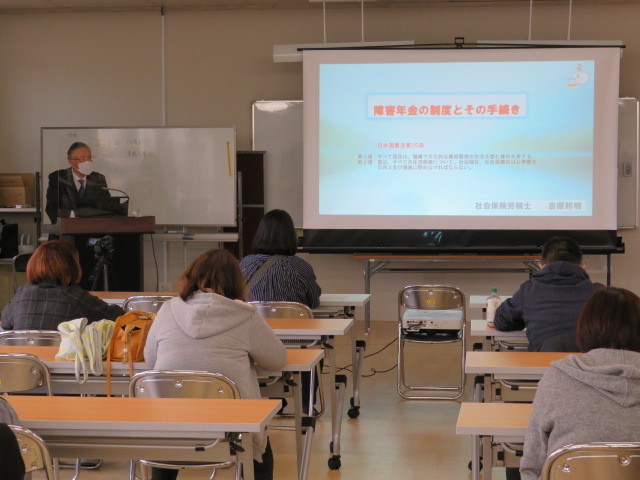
[86,235,115,291]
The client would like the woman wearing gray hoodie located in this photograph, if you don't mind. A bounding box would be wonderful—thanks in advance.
[144,249,287,480]
[520,286,640,480]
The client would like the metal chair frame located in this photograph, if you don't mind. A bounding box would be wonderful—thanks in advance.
[541,442,640,480]
[10,424,58,480]
[250,301,325,416]
[11,253,32,293]
[0,330,61,346]
[397,284,466,400]
[0,353,53,396]
[123,295,174,314]
[129,370,243,480]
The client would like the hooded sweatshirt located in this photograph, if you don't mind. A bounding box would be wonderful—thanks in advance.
[520,349,640,480]
[494,261,602,351]
[144,292,287,461]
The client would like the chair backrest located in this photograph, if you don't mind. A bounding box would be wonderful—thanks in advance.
[542,442,640,480]
[250,301,314,319]
[399,285,465,312]
[0,353,52,395]
[123,295,173,314]
[0,330,61,347]
[129,370,240,399]
[9,425,56,480]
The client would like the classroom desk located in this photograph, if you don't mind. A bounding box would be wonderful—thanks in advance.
[353,254,539,333]
[0,346,322,479]
[456,402,531,480]
[92,291,368,422]
[466,351,576,403]
[8,395,280,480]
[470,319,528,351]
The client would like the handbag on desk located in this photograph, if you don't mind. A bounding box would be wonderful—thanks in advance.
[106,310,154,396]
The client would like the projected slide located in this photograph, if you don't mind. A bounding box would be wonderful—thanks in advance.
[318,60,595,217]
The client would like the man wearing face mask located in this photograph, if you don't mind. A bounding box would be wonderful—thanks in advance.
[45,142,111,224]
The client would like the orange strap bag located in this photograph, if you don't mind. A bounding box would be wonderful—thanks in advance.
[106,310,154,396]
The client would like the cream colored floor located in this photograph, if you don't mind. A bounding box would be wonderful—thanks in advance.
[33,321,507,479]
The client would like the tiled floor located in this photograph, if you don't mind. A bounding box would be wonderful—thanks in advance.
[32,321,506,479]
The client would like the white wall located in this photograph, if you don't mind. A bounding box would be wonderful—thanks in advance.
[1,4,638,319]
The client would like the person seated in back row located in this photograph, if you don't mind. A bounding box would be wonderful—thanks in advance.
[494,236,602,352]
[1,240,124,330]
[240,209,321,308]
[520,286,640,480]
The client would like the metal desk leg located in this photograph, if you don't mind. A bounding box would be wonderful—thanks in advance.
[292,371,303,476]
[348,338,365,419]
[238,433,255,480]
[323,336,347,470]
[299,417,316,480]
[364,260,371,334]
[472,434,481,480]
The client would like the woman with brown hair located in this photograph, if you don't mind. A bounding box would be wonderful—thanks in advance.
[0,240,124,330]
[144,248,287,480]
[520,286,640,480]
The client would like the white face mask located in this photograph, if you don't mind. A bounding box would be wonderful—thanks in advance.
[76,161,94,176]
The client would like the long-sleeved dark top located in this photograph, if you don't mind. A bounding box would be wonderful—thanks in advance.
[239,254,322,309]
[1,282,125,330]
[493,261,602,352]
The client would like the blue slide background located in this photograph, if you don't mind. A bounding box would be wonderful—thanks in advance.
[318,60,595,217]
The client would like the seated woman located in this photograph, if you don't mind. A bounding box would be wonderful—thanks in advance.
[1,240,124,330]
[520,286,640,480]
[240,209,321,308]
[144,248,287,480]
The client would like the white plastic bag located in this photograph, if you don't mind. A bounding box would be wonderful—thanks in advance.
[56,318,115,383]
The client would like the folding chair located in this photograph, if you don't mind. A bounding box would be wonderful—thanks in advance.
[0,330,61,346]
[542,442,640,479]
[10,425,58,480]
[0,353,52,396]
[11,253,32,293]
[123,295,173,314]
[129,370,243,480]
[397,285,466,400]
[250,301,326,416]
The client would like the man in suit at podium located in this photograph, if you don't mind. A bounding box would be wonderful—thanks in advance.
[45,141,111,224]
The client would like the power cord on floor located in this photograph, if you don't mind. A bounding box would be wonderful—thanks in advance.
[321,337,399,377]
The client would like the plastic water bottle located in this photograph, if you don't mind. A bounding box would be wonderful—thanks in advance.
[486,288,501,328]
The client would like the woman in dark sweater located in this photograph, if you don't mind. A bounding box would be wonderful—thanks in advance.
[1,240,124,330]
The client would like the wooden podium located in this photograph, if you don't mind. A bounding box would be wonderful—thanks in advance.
[52,216,155,292]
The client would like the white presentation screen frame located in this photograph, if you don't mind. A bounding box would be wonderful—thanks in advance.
[303,47,621,233]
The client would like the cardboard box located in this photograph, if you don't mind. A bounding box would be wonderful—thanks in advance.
[0,174,35,207]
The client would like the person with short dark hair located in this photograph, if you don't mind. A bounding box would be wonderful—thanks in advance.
[0,240,124,330]
[520,287,640,480]
[240,209,321,308]
[45,142,111,224]
[494,236,602,352]
[144,248,287,480]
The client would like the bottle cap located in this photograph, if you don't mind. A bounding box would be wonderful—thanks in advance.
[490,287,498,293]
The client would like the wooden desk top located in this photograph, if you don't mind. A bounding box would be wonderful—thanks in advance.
[265,317,352,336]
[456,402,531,436]
[465,351,579,375]
[470,319,528,339]
[92,291,369,308]
[7,395,280,434]
[0,346,324,374]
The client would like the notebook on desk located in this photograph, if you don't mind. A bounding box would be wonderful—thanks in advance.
[74,196,129,217]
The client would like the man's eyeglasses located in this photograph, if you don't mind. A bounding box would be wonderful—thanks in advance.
[69,156,93,162]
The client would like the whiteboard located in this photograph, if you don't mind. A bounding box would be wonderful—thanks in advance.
[252,99,638,230]
[252,101,303,226]
[617,98,639,229]
[41,127,236,226]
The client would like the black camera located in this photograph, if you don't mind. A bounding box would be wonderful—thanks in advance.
[87,235,114,258]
